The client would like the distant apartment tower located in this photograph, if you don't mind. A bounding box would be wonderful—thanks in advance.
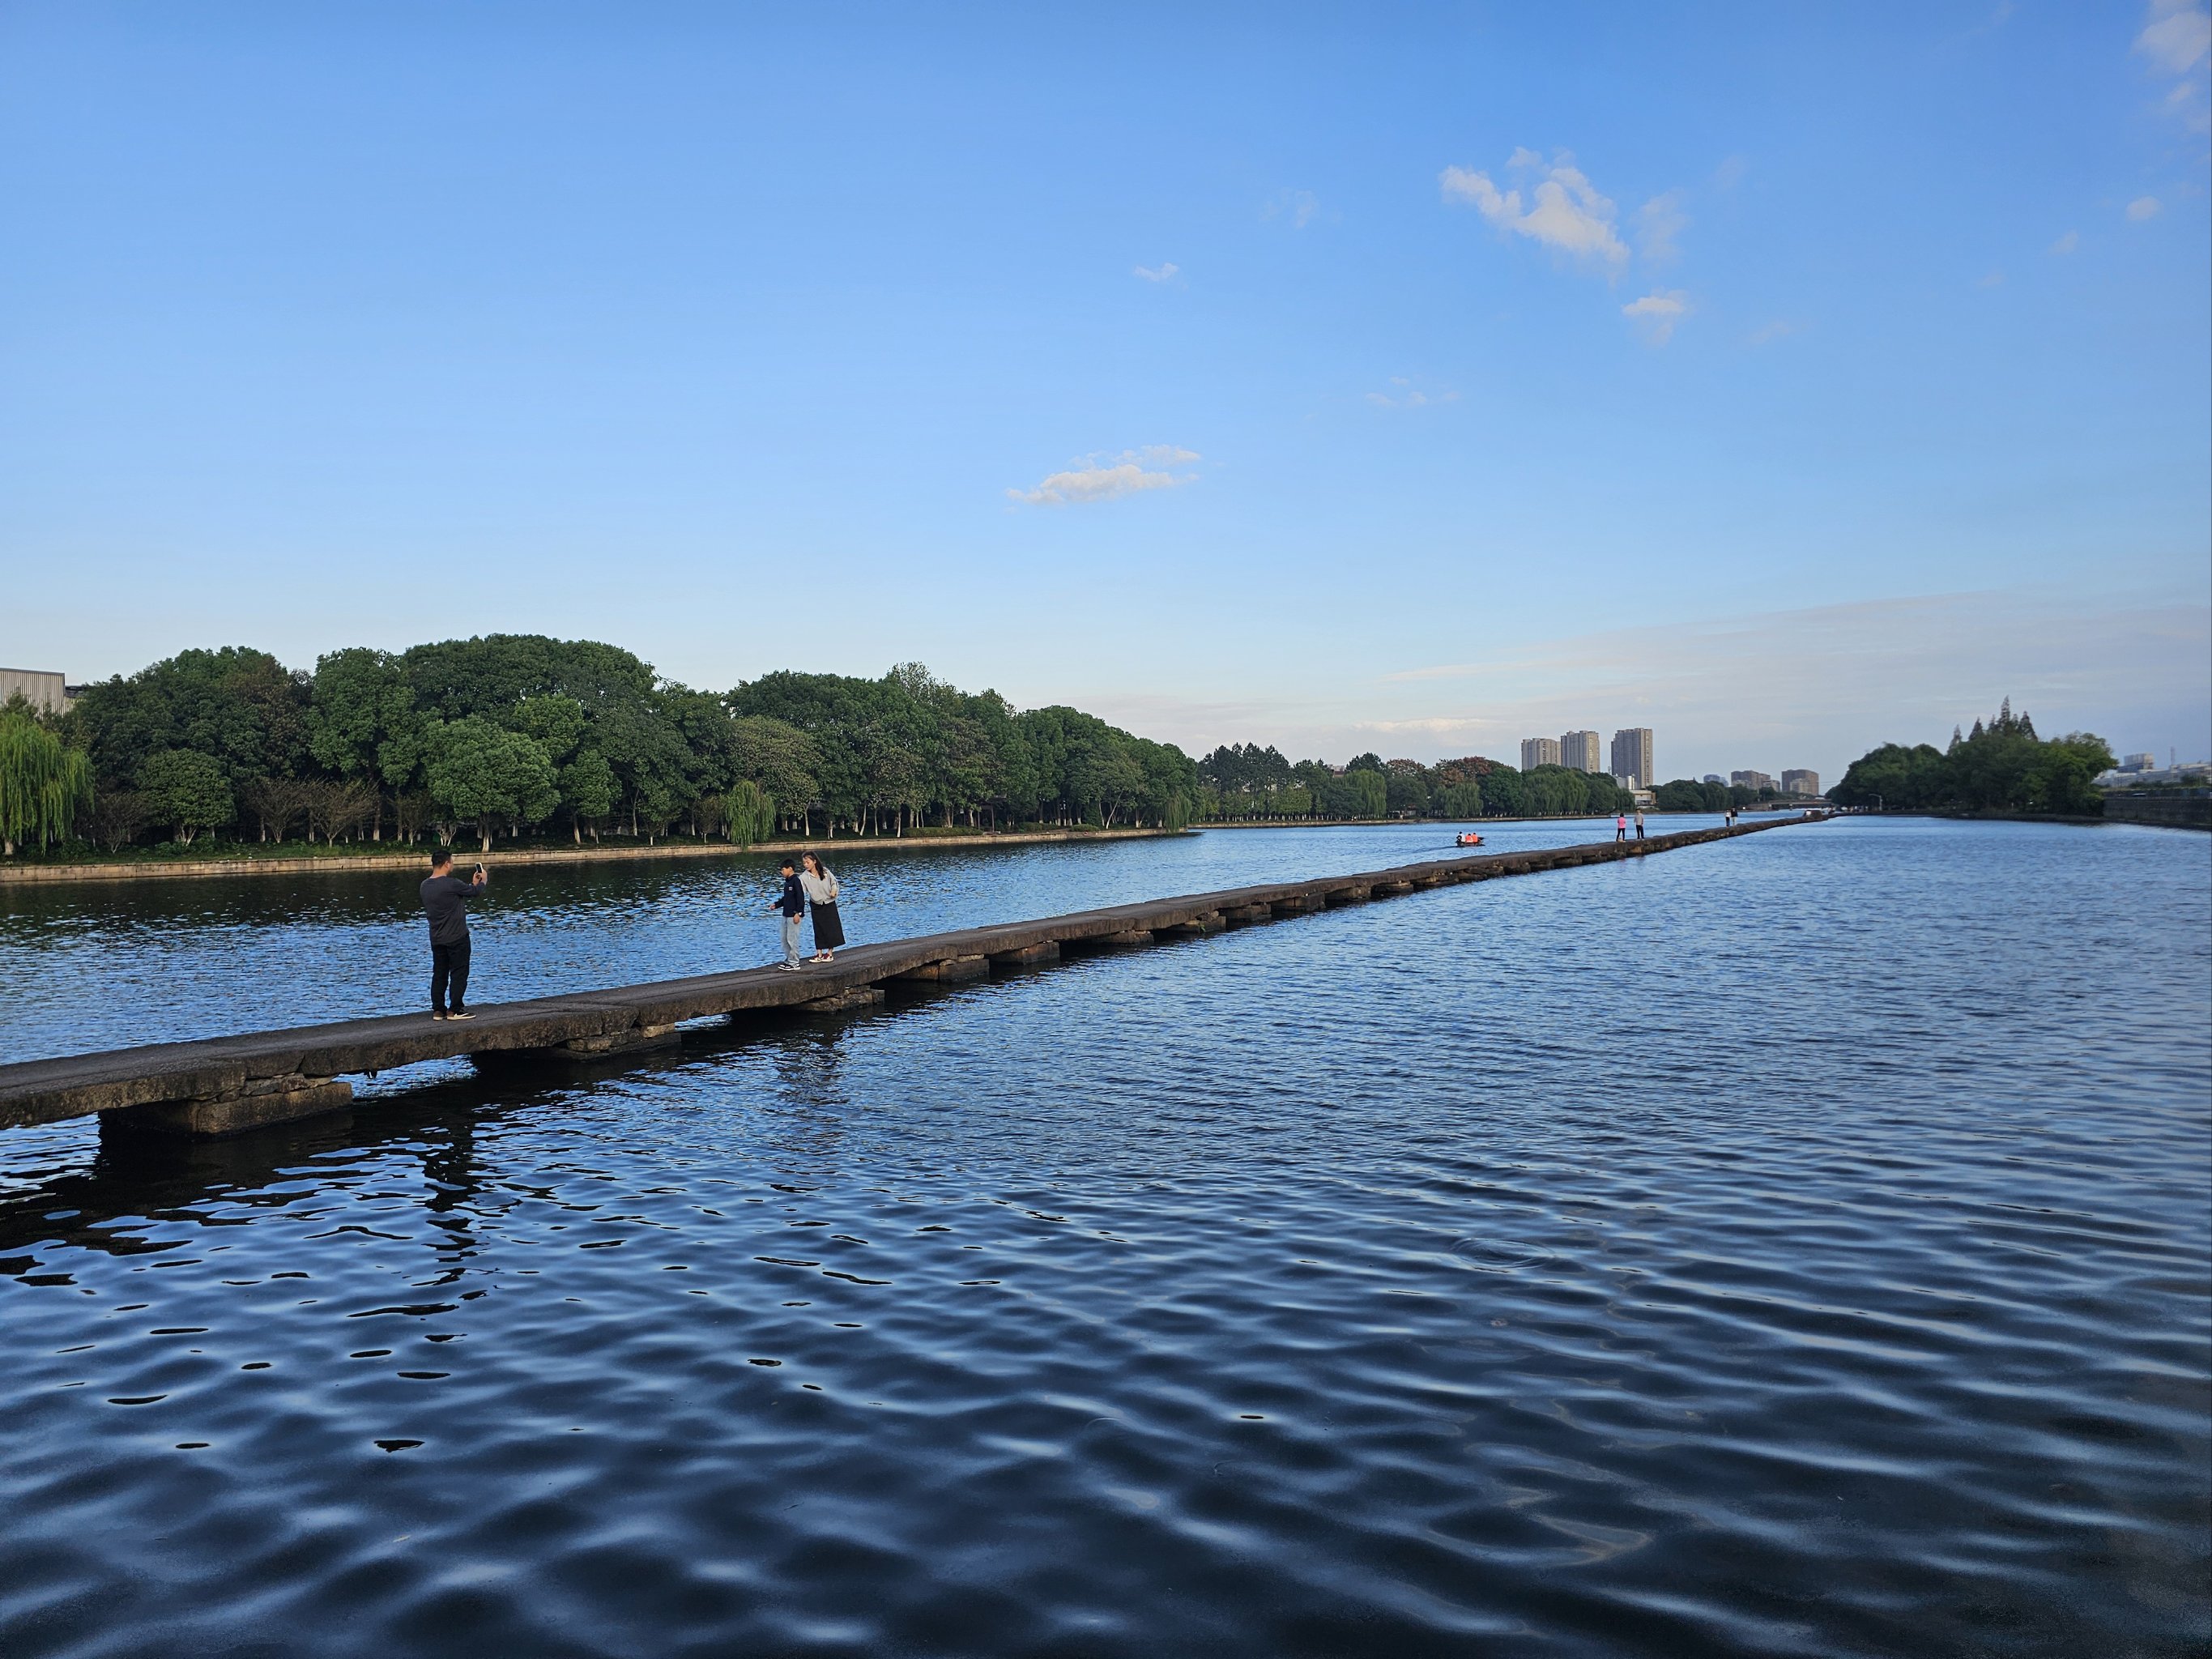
[1732,769,1776,792]
[1558,730,1603,772]
[0,667,70,715]
[1520,736,1562,770]
[1781,769,1820,797]
[1609,727,1653,789]
[1702,774,1724,785]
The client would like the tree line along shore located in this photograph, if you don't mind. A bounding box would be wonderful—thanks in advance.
[0,634,2109,863]
[2,633,1639,863]
[1827,702,2113,817]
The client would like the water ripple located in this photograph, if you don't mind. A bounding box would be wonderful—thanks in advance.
[0,819,2205,1657]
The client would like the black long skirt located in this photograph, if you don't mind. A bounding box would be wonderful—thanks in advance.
[810,902,846,950]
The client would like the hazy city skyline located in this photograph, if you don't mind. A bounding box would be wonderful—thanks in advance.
[2,4,2206,787]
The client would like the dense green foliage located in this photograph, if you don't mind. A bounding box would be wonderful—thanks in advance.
[1652,778,1776,812]
[1193,744,1634,821]
[0,707,95,855]
[1830,702,2112,816]
[37,635,1203,853]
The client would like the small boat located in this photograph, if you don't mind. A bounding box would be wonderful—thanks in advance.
[1455,831,1483,847]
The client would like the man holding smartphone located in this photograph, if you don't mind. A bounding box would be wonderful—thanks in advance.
[420,848,489,1020]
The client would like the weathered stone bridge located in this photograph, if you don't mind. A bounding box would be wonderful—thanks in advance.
[0,820,1811,1138]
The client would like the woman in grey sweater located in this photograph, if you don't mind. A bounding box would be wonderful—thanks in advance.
[799,853,845,963]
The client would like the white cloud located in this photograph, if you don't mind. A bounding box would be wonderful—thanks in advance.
[2137,0,2210,74]
[2049,229,2081,254]
[2127,194,2163,220]
[1748,319,1799,345]
[1132,262,1180,283]
[1264,189,1321,228]
[1977,270,2007,288]
[1635,190,1689,262]
[1712,155,1750,191]
[1365,377,1460,410]
[1008,448,1200,506]
[1622,289,1690,343]
[1440,150,1630,267]
[2137,2,2211,128]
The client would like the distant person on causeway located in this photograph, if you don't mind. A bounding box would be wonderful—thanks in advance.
[420,850,488,1020]
[800,852,844,963]
[770,858,808,970]
[1616,812,1627,843]
[1634,808,1647,841]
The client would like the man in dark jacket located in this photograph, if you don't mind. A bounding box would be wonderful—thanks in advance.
[421,850,489,1019]
[769,858,807,970]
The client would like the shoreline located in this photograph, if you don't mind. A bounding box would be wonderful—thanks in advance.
[0,826,1188,886]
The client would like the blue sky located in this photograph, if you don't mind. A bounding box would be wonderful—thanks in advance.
[3,2,2206,784]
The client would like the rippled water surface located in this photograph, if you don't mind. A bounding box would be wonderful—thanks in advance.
[2,818,2207,1657]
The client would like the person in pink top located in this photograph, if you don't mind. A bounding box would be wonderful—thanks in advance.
[1615,812,1627,842]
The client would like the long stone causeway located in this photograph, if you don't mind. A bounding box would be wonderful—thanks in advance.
[0,819,1813,1138]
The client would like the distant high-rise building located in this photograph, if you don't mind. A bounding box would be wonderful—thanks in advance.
[1702,774,1724,785]
[1609,727,1653,790]
[1559,730,1602,772]
[1781,769,1820,797]
[1520,736,1562,770]
[1731,769,1776,792]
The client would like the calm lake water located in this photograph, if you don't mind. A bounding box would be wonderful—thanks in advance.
[1,817,2206,1657]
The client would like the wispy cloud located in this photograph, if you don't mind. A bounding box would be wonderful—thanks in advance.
[2137,0,2210,72]
[2137,0,2211,129]
[1132,262,1180,283]
[2127,194,2163,220]
[1264,189,1321,228]
[1977,270,2006,288]
[1622,289,1690,343]
[1440,149,1630,267]
[1365,376,1460,410]
[1748,319,1799,345]
[1712,155,1750,191]
[1634,190,1689,263]
[1007,447,1200,507]
[2049,229,2081,254]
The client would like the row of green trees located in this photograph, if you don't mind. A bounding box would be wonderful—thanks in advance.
[1650,778,1783,812]
[1829,701,2113,816]
[1194,744,1634,821]
[3,637,1201,855]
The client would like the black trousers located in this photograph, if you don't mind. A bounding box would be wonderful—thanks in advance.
[431,936,472,1013]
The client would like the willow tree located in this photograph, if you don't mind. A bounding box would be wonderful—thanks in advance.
[0,713,95,855]
[723,779,776,847]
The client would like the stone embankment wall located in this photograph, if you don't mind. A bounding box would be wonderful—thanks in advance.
[2102,792,2212,831]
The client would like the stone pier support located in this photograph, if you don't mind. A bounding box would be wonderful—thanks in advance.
[107,1078,355,1139]
[893,955,989,983]
[799,986,887,1013]
[989,940,1061,968]
[1156,913,1224,938]
[552,1022,679,1058]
